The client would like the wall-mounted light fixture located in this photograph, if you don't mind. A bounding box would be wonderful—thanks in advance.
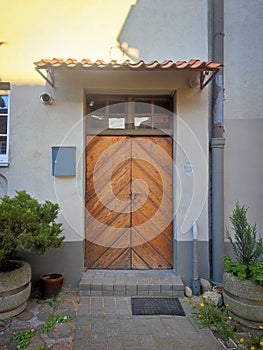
[40,93,53,105]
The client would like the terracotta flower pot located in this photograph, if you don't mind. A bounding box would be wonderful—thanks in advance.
[0,260,31,319]
[40,273,64,299]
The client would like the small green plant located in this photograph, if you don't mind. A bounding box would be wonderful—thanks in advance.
[42,314,71,334]
[194,301,235,339]
[224,202,263,285]
[37,345,49,350]
[226,202,263,267]
[0,190,65,271]
[250,262,263,286]
[237,330,263,349]
[223,255,248,280]
[38,290,67,309]
[13,329,35,349]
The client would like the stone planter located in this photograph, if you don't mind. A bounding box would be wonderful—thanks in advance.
[223,272,263,328]
[0,260,31,320]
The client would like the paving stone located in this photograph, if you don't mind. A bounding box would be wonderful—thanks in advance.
[50,342,71,349]
[139,334,156,348]
[6,338,20,350]
[38,303,54,321]
[73,338,91,349]
[126,285,137,296]
[103,285,114,296]
[48,323,72,339]
[80,289,91,296]
[148,284,160,291]
[90,290,102,296]
[26,334,46,350]
[77,306,90,316]
[107,337,124,350]
[79,296,91,304]
[9,320,32,331]
[106,325,121,337]
[16,310,34,321]
[0,331,13,346]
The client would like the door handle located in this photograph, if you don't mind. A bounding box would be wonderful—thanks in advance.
[133,192,140,199]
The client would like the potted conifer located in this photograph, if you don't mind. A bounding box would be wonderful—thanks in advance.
[0,190,65,319]
[223,202,263,327]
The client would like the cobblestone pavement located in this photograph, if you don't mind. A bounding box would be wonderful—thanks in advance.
[0,291,223,350]
[74,296,223,350]
[0,290,78,350]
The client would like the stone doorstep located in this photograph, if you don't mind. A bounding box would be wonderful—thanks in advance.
[79,271,184,297]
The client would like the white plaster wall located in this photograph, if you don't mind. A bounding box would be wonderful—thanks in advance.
[176,88,209,241]
[118,0,208,61]
[224,0,263,120]
[0,0,210,245]
[224,0,263,237]
[0,84,85,241]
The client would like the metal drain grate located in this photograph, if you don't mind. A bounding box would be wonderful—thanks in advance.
[131,297,185,316]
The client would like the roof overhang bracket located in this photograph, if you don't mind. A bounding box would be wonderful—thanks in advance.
[200,69,220,89]
[35,67,55,88]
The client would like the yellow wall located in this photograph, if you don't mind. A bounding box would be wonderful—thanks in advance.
[0,0,135,83]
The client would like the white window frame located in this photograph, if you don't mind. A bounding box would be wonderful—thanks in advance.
[0,89,10,166]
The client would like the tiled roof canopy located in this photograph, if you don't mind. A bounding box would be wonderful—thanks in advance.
[34,58,223,89]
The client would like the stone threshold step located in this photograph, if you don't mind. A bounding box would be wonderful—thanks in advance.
[79,270,184,297]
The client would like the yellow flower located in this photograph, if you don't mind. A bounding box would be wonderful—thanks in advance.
[228,316,232,320]
[240,338,245,343]
[259,325,263,329]
[200,303,205,307]
[225,304,229,307]
[251,347,255,350]
[260,341,263,346]
[202,295,207,299]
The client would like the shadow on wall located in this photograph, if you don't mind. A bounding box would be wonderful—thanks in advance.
[0,174,7,197]
[117,0,208,62]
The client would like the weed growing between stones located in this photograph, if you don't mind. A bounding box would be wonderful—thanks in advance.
[13,314,71,349]
[193,299,263,349]
[13,330,35,349]
[42,314,71,334]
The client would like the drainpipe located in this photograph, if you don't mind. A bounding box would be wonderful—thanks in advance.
[192,221,200,295]
[210,0,225,284]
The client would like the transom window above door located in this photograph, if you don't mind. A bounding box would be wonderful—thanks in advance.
[86,95,174,135]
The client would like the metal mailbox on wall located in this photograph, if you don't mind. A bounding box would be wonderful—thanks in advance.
[52,146,76,176]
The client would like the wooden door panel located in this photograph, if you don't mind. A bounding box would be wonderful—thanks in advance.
[132,237,172,269]
[86,242,130,269]
[85,135,173,269]
[131,137,173,269]
[85,136,131,269]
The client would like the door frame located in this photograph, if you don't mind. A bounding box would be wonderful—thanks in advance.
[84,93,177,270]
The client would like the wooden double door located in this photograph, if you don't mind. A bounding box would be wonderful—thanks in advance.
[85,135,173,269]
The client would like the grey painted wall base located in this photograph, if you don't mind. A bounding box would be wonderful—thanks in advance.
[16,240,251,290]
[174,240,210,287]
[18,241,84,289]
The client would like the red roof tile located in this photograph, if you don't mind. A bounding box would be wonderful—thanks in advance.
[34,58,222,71]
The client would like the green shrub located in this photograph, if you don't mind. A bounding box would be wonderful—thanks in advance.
[0,190,65,271]
[224,202,263,285]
